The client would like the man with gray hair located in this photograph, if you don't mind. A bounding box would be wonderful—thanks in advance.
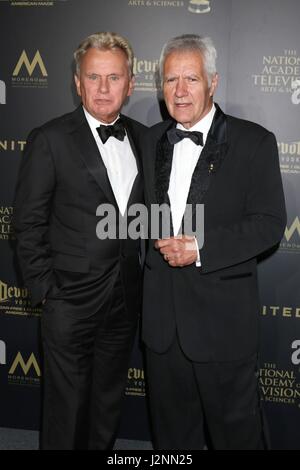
[13,32,146,449]
[142,34,286,449]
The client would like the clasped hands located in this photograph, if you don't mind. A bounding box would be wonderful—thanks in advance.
[155,235,198,267]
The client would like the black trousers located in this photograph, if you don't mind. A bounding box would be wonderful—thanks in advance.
[146,333,268,450]
[40,269,137,450]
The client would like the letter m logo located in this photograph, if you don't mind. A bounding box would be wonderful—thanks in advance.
[9,352,41,376]
[13,50,48,77]
[284,216,300,242]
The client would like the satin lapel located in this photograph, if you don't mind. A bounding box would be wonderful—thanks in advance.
[70,109,116,204]
[187,104,228,207]
[155,122,175,206]
[154,123,176,237]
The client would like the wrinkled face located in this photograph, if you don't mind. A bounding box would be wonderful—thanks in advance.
[75,47,134,123]
[163,50,218,129]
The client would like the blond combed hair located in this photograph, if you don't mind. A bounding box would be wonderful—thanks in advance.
[74,31,134,77]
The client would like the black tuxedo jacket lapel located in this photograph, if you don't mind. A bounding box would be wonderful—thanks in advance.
[154,121,175,206]
[70,106,117,204]
[153,106,228,234]
[186,104,228,208]
[154,122,176,236]
[154,105,228,209]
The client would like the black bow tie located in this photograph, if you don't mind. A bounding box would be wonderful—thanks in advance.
[167,128,204,146]
[96,119,126,144]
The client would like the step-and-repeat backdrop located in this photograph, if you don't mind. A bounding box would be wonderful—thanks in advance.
[0,0,299,449]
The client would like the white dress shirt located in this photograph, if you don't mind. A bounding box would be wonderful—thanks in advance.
[168,104,216,264]
[83,107,138,216]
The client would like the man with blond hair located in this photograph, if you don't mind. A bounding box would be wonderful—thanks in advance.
[14,32,146,450]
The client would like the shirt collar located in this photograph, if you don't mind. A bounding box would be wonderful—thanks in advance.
[177,103,216,145]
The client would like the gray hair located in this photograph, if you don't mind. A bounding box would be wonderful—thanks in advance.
[74,31,134,77]
[159,34,217,86]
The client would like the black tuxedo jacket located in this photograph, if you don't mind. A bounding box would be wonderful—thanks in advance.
[13,106,146,313]
[142,104,286,362]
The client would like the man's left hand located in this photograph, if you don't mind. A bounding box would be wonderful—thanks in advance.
[155,235,198,267]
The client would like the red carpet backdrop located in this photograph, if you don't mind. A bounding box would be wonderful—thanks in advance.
[0,0,299,449]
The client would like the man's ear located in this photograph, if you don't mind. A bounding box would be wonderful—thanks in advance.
[209,73,219,97]
[74,74,81,97]
[127,75,135,97]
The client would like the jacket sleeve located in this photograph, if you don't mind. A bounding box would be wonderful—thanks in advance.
[13,127,56,306]
[200,131,287,273]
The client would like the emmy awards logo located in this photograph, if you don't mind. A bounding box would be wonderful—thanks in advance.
[291,340,300,365]
[188,0,211,14]
[0,79,6,104]
[291,79,300,105]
